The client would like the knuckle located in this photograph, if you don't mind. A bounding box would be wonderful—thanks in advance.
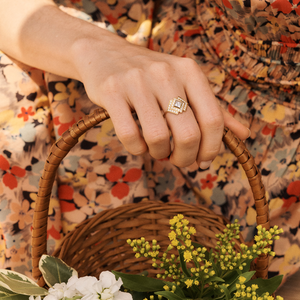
[118,128,147,155]
[205,112,224,130]
[127,67,144,81]
[170,156,195,168]
[175,57,207,84]
[150,149,170,160]
[149,61,172,79]
[183,57,198,67]
[101,75,119,93]
[198,153,218,164]
[130,146,147,156]
[125,68,147,92]
[146,128,170,147]
[179,127,200,148]
[198,141,222,162]
[117,126,137,144]
[203,145,221,159]
[179,57,200,72]
[117,122,149,156]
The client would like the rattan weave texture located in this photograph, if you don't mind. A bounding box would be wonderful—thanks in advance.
[32,109,270,287]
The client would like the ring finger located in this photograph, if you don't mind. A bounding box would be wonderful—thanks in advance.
[161,95,201,167]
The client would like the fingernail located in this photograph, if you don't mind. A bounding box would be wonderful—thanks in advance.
[243,128,252,142]
[199,160,212,170]
[247,128,251,139]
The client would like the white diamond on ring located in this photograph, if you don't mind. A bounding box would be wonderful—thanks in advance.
[166,96,188,115]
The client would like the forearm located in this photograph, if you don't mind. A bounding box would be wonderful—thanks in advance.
[0,0,250,168]
[0,0,125,81]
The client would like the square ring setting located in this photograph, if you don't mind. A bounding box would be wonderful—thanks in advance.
[166,97,188,115]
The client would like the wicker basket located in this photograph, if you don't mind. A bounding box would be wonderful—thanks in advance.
[31,108,270,287]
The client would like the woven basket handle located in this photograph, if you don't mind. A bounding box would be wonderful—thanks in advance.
[31,108,270,284]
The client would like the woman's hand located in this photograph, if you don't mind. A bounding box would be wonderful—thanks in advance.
[0,1,249,168]
[72,38,249,168]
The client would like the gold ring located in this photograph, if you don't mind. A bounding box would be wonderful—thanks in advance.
[165,96,188,115]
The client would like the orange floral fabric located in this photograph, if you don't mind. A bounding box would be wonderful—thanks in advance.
[0,0,300,284]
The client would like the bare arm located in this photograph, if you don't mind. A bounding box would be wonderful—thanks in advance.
[0,0,250,168]
[0,0,126,80]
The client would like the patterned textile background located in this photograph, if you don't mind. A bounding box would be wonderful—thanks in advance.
[0,0,299,284]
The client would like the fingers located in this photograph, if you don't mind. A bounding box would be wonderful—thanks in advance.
[103,95,148,156]
[164,105,201,167]
[222,107,250,140]
[182,61,225,166]
[104,71,173,160]
[127,87,171,160]
[126,76,200,166]
[100,56,249,169]
[147,71,201,167]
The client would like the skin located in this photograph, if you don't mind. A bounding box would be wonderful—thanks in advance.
[0,0,249,168]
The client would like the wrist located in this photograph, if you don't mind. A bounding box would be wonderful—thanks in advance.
[69,30,130,82]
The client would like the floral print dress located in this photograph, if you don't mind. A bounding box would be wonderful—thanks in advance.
[0,0,300,284]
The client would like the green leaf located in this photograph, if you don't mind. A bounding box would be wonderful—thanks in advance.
[242,258,252,273]
[208,249,213,261]
[139,271,149,277]
[203,275,224,285]
[209,294,226,300]
[163,282,186,298]
[178,250,191,277]
[244,275,283,296]
[0,286,30,300]
[156,290,186,300]
[131,291,161,300]
[228,271,256,293]
[222,270,239,286]
[39,254,78,287]
[191,242,203,249]
[112,271,166,292]
[218,285,230,300]
[240,271,256,283]
[201,288,224,300]
[0,293,29,300]
[0,285,18,295]
[211,259,221,277]
[0,270,37,285]
[200,285,214,299]
[0,277,33,300]
[0,273,48,296]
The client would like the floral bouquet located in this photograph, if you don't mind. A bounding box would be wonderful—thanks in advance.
[0,214,284,300]
[0,255,132,300]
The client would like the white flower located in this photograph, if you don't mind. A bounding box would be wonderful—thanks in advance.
[30,271,131,300]
[48,282,67,299]
[45,276,82,299]
[67,275,80,287]
[29,296,42,300]
[71,276,98,295]
[80,271,132,300]
[44,295,60,300]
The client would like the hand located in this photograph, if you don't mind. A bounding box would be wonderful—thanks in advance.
[0,1,248,168]
[72,37,249,168]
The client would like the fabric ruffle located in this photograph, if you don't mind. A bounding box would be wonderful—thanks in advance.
[195,0,300,126]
